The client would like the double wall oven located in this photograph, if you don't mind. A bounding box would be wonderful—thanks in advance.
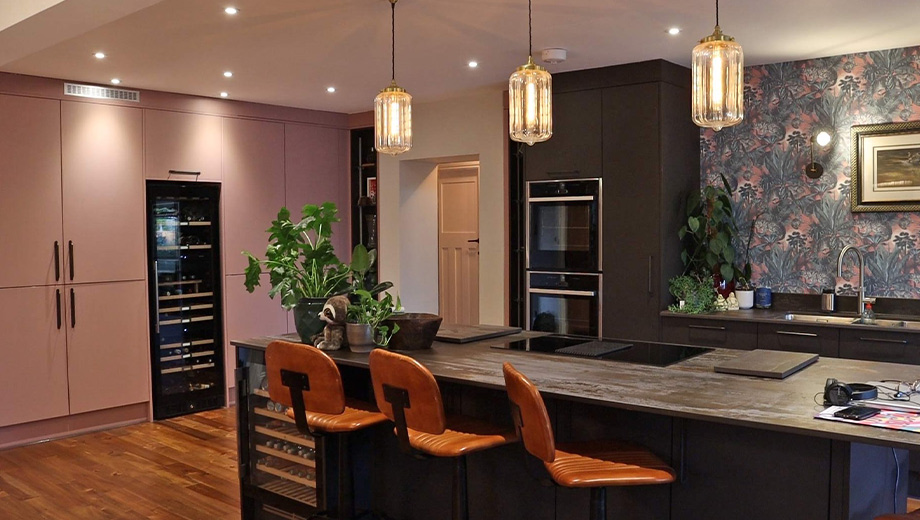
[526,178,602,337]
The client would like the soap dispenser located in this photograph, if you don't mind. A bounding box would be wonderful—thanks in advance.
[861,302,876,325]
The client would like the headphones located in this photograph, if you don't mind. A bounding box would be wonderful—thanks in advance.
[824,378,878,406]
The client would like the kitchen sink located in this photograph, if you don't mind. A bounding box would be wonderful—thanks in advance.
[781,313,859,325]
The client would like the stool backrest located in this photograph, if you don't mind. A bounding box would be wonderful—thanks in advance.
[369,349,446,435]
[502,362,556,462]
[265,340,345,415]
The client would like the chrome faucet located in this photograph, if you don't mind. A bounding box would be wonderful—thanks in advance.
[836,245,870,316]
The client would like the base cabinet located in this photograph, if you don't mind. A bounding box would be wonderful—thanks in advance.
[660,317,758,349]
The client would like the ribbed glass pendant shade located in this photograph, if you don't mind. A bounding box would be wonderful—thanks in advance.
[691,5,744,133]
[375,81,412,155]
[509,57,553,145]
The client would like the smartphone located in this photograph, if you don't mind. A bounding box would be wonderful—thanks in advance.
[834,406,880,420]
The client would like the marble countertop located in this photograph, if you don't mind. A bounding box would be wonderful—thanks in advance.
[233,333,920,449]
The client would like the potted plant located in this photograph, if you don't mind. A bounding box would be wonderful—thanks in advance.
[668,274,718,314]
[242,203,350,342]
[345,290,400,352]
[678,174,741,297]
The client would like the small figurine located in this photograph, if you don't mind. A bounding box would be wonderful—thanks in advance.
[313,295,349,351]
[726,291,740,311]
[714,294,729,311]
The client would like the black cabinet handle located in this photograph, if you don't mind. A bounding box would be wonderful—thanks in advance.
[54,241,60,281]
[776,331,819,338]
[55,289,61,330]
[689,325,726,331]
[859,337,908,345]
[70,288,75,328]
[68,241,74,281]
[648,256,653,294]
[468,239,480,243]
[168,170,201,176]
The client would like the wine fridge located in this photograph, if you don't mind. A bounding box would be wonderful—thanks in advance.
[147,181,225,419]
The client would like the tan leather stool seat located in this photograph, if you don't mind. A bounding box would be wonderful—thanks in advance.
[405,414,518,457]
[285,397,388,433]
[876,511,920,520]
[548,439,675,487]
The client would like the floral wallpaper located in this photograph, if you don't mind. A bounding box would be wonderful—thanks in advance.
[701,45,920,298]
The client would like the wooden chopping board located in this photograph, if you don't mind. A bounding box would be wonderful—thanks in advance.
[436,324,523,343]
[714,349,819,379]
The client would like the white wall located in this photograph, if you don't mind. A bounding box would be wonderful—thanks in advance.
[377,89,507,325]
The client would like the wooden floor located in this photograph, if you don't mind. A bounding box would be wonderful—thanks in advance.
[0,408,240,520]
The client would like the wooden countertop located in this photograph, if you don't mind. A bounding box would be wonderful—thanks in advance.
[233,333,920,450]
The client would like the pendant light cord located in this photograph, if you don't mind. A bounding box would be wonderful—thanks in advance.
[715,0,720,26]
[391,0,396,81]
[528,0,533,58]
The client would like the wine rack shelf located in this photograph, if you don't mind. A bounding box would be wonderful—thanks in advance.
[259,479,317,507]
[254,425,315,448]
[160,315,214,326]
[160,338,214,350]
[254,407,295,424]
[256,463,317,488]
[159,291,213,301]
[156,244,213,251]
[161,350,216,362]
[160,303,213,313]
[161,362,214,375]
[255,445,317,468]
[179,221,212,226]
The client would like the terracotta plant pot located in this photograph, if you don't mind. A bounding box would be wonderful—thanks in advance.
[382,313,443,351]
[346,323,375,353]
[292,297,327,343]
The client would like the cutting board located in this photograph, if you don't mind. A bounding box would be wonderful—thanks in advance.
[714,349,819,379]
[436,324,522,343]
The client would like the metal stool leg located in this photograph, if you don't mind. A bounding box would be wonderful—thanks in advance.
[452,456,469,520]
[589,487,606,520]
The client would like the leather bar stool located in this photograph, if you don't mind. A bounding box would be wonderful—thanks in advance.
[876,511,920,519]
[367,349,517,520]
[502,362,675,520]
[266,340,388,520]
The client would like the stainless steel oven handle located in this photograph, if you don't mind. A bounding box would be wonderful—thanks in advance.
[528,196,596,203]
[529,288,597,297]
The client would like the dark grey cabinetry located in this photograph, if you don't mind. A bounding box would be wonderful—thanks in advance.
[523,89,602,181]
[838,329,920,365]
[758,323,839,357]
[660,316,758,349]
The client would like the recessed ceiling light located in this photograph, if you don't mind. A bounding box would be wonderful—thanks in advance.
[326,87,336,93]
[223,71,233,78]
[110,78,121,85]
[224,7,238,15]
[94,52,106,59]
[668,27,681,35]
[220,92,229,98]
[468,61,479,68]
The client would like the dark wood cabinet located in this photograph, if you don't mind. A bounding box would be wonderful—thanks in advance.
[758,323,840,357]
[660,317,758,350]
[523,89,602,181]
[838,329,920,365]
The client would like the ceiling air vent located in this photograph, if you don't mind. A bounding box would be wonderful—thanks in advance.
[64,82,140,102]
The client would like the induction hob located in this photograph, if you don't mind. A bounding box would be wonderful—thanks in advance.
[491,335,712,367]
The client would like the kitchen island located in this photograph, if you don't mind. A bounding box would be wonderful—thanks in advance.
[234,333,920,520]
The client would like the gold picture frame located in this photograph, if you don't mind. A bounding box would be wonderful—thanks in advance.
[851,121,920,212]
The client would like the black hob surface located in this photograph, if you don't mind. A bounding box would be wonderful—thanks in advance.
[492,335,712,367]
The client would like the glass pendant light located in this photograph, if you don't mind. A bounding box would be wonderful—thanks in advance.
[375,0,412,155]
[509,0,552,145]
[691,0,743,131]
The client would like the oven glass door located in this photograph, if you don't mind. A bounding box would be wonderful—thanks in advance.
[527,181,600,272]
[528,273,601,337]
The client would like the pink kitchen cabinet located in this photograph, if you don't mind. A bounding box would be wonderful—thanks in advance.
[223,273,287,386]
[0,95,64,288]
[221,117,284,275]
[61,101,146,284]
[144,109,222,181]
[0,286,70,427]
[65,280,150,415]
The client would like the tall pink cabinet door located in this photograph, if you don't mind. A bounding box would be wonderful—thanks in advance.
[0,286,69,427]
[0,95,63,288]
[145,110,222,181]
[61,101,145,284]
[224,273,287,387]
[284,124,350,260]
[222,118,284,275]
[65,281,149,414]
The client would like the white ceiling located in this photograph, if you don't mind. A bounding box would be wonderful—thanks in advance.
[1,0,919,114]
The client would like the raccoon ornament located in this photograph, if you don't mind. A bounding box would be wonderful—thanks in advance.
[312,295,349,351]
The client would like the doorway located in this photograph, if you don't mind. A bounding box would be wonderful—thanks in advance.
[438,162,480,325]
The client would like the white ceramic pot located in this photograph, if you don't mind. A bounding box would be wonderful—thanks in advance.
[736,289,755,310]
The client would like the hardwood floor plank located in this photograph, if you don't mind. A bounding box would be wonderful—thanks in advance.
[0,408,240,519]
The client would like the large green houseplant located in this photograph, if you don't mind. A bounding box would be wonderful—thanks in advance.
[678,174,742,294]
[242,203,351,341]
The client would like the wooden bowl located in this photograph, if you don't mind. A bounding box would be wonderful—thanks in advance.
[383,313,443,350]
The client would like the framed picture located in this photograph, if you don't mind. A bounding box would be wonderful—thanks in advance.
[851,121,920,212]
[366,177,377,202]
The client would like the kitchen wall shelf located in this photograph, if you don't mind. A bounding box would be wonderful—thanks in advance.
[349,128,379,278]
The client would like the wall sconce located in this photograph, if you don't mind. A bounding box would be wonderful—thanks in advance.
[804,130,832,179]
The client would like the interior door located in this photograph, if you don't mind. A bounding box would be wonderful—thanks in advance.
[0,286,70,427]
[438,164,480,325]
[65,280,150,414]
[0,95,63,288]
[61,101,146,284]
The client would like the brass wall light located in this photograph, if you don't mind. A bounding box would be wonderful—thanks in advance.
[692,0,744,131]
[375,0,412,155]
[509,0,552,145]
[804,130,832,179]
